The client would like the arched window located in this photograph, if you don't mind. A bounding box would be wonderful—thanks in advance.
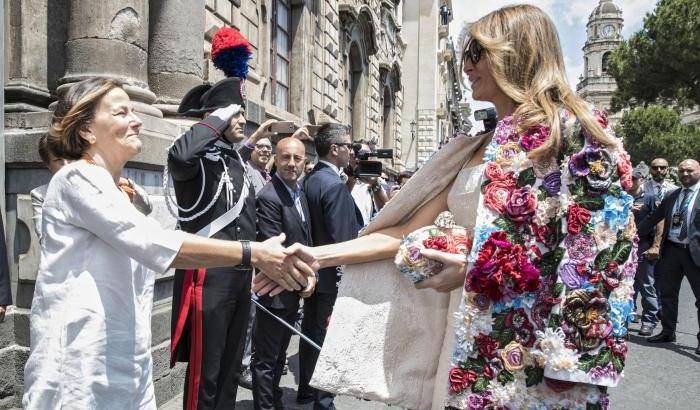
[602,52,611,73]
[348,43,364,139]
[382,86,394,149]
[584,56,588,76]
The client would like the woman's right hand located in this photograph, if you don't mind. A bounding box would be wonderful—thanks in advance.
[250,234,317,292]
[414,249,468,293]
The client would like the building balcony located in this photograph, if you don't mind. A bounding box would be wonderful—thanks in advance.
[438,24,449,39]
[576,75,617,91]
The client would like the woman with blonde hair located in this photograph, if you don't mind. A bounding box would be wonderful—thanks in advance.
[255,4,635,409]
[22,77,317,409]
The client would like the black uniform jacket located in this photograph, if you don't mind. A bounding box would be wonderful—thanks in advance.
[302,162,361,294]
[256,175,313,308]
[167,114,257,363]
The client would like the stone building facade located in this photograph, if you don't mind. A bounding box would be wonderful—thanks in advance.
[0,0,405,407]
[576,0,624,125]
[400,0,463,170]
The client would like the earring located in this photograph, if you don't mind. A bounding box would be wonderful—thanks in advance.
[89,137,96,144]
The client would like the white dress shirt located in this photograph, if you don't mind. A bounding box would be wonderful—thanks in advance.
[668,180,700,244]
[275,173,305,222]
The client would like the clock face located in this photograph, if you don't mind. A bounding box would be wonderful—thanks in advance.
[602,24,615,38]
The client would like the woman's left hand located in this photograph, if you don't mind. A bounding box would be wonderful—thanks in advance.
[414,249,468,293]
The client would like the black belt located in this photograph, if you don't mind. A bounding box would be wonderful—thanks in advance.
[667,241,689,249]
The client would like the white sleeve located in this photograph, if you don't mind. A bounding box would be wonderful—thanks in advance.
[58,165,185,273]
[30,188,44,241]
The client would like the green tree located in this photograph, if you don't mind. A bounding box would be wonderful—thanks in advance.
[614,106,700,165]
[608,0,700,111]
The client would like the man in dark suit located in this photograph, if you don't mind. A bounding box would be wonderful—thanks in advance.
[252,137,316,409]
[298,123,361,409]
[630,165,665,336]
[638,159,700,355]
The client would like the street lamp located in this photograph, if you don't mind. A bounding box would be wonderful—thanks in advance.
[404,119,417,171]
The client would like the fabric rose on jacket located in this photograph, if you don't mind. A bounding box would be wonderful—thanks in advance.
[466,231,541,302]
[568,148,615,193]
[561,289,611,351]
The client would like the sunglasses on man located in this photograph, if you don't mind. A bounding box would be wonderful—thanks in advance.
[651,166,668,170]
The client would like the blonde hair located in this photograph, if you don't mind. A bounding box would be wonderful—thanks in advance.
[465,4,615,158]
[48,77,125,159]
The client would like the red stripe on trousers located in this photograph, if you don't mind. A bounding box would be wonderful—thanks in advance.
[170,268,207,410]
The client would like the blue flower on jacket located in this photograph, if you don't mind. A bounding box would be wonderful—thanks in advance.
[492,292,537,313]
[608,298,633,337]
[483,142,498,163]
[602,192,633,232]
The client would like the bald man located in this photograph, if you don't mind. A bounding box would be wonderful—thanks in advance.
[639,159,700,355]
[251,137,316,409]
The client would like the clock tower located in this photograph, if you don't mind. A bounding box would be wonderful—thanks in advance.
[576,0,624,124]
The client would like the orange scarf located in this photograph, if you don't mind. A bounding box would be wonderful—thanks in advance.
[81,155,135,203]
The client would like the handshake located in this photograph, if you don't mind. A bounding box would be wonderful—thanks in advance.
[249,234,319,298]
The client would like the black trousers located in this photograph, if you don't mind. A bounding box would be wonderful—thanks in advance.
[656,242,700,342]
[251,301,300,410]
[182,268,252,410]
[298,292,337,410]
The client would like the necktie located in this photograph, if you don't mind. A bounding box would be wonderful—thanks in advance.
[656,184,663,202]
[678,188,692,241]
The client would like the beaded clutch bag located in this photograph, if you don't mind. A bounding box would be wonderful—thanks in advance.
[395,211,473,283]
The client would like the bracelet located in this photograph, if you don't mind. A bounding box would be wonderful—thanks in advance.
[240,240,252,268]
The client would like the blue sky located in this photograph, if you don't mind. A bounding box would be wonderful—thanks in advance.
[450,0,658,131]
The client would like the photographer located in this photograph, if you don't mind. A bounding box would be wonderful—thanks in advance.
[345,141,389,227]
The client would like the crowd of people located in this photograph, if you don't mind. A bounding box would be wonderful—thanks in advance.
[1,3,697,410]
[630,157,700,351]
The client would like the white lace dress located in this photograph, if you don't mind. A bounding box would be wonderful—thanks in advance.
[431,164,487,407]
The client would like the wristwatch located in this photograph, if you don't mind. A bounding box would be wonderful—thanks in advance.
[240,240,252,268]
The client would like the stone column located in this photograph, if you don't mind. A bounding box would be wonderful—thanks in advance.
[4,0,52,112]
[148,0,205,117]
[59,0,162,117]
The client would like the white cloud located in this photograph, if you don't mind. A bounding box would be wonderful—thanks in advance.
[560,2,593,26]
[616,0,658,35]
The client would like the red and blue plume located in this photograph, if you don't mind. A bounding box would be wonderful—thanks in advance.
[211,26,253,79]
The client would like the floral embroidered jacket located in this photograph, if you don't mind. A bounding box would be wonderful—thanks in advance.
[446,108,636,410]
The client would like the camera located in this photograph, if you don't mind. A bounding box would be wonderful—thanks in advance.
[474,107,498,134]
[350,143,393,178]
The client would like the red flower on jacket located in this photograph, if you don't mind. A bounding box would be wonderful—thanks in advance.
[467,231,542,302]
[484,180,515,214]
[475,333,500,359]
[506,187,538,223]
[449,367,478,393]
[483,162,516,182]
[567,203,591,235]
[520,124,551,151]
[617,152,634,191]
